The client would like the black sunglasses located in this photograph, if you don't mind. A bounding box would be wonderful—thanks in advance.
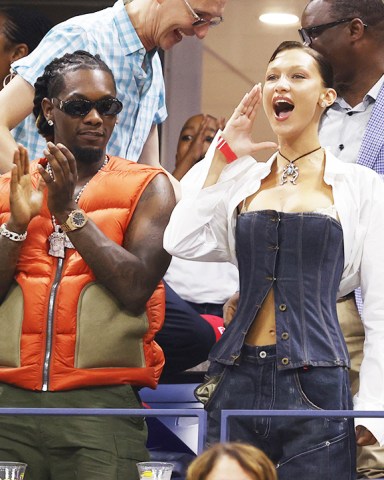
[298,18,355,45]
[51,97,123,117]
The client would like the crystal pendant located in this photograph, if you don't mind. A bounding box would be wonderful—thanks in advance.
[48,225,66,258]
[281,162,299,185]
[64,235,75,249]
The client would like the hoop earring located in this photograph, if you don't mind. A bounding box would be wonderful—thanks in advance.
[2,71,17,88]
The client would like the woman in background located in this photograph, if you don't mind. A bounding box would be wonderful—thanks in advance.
[0,6,52,90]
[186,442,277,480]
[0,6,52,147]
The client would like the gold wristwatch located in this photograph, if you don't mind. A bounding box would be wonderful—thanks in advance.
[60,209,88,233]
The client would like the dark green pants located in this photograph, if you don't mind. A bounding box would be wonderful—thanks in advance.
[0,383,149,480]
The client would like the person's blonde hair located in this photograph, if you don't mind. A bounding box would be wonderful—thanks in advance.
[186,442,277,480]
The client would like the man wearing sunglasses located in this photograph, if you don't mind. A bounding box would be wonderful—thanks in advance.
[0,50,175,480]
[301,1,384,478]
[0,0,227,174]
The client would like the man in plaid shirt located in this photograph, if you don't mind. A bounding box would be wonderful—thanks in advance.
[0,0,227,173]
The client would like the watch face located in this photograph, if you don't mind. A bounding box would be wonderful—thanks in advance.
[72,211,86,227]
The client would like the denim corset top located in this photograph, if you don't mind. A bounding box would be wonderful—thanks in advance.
[209,210,350,370]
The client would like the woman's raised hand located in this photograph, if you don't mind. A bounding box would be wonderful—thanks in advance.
[222,83,277,158]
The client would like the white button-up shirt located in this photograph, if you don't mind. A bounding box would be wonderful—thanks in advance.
[164,135,384,445]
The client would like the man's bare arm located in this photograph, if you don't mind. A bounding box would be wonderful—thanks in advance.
[0,76,35,174]
[66,173,176,315]
[39,142,176,315]
[138,123,160,167]
[138,123,182,201]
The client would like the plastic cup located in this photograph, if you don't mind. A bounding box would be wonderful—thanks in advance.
[0,462,27,480]
[137,461,174,480]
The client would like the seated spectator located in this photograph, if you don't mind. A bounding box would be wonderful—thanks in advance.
[0,6,53,147]
[166,113,238,317]
[172,114,224,181]
[157,114,238,377]
[186,442,277,480]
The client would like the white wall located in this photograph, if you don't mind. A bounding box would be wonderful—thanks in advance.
[160,37,203,172]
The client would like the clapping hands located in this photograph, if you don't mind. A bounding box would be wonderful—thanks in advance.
[9,145,45,231]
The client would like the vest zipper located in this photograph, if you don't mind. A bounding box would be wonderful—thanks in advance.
[42,257,64,391]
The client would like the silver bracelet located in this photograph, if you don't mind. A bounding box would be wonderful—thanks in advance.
[0,223,27,242]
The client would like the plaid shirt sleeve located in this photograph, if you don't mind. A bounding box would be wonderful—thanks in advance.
[12,24,90,87]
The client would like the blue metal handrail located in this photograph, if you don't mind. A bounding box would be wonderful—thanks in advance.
[220,409,384,442]
[0,407,207,454]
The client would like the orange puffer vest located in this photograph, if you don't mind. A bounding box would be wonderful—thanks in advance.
[0,156,165,391]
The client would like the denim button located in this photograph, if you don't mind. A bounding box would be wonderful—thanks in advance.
[281,332,289,340]
[266,276,276,281]
[281,357,289,365]
[259,351,267,358]
[279,304,287,311]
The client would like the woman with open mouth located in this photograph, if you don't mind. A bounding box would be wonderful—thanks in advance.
[164,40,384,480]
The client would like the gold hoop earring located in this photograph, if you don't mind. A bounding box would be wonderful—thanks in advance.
[2,71,17,88]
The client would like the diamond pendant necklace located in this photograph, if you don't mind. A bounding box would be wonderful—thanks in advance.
[47,156,109,258]
[279,146,322,185]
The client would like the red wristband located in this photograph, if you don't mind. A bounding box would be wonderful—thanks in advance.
[216,136,238,163]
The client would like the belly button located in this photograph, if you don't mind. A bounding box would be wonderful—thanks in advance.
[269,329,276,336]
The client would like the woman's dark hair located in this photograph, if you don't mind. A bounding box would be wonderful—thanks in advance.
[0,6,53,53]
[33,50,116,141]
[269,41,334,88]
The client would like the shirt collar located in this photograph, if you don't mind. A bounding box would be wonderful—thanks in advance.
[365,74,384,102]
[113,0,145,56]
[323,148,345,184]
[333,74,384,110]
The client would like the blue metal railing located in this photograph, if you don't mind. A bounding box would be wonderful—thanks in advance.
[0,407,207,454]
[2,406,384,458]
[220,409,384,442]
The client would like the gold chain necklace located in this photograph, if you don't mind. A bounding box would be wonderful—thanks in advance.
[280,146,322,185]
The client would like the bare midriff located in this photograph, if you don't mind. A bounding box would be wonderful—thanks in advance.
[245,289,277,346]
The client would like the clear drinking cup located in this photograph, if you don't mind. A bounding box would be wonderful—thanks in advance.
[0,462,27,480]
[137,461,174,480]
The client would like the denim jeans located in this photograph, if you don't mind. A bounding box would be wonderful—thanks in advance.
[206,344,356,480]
